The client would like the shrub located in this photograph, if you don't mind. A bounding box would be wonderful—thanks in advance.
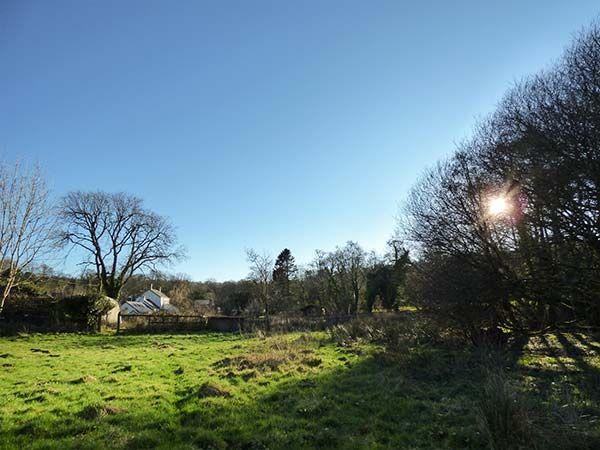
[58,293,114,329]
[328,314,440,354]
[405,257,509,345]
[1,293,113,333]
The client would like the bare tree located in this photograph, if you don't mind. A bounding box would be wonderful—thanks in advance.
[246,249,273,322]
[308,242,367,314]
[0,162,55,314]
[58,191,183,299]
[335,241,367,314]
[400,21,600,331]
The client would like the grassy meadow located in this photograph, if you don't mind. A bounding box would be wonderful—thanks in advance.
[1,328,600,449]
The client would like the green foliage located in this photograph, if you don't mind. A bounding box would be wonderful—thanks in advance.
[1,294,113,332]
[272,248,296,285]
[272,248,298,312]
[0,275,43,298]
[365,252,409,312]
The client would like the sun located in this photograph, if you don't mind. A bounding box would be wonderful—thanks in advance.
[488,196,510,216]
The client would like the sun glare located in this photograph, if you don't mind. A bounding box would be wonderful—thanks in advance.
[488,196,510,216]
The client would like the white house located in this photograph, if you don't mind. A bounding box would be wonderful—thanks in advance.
[120,287,179,315]
[136,287,170,309]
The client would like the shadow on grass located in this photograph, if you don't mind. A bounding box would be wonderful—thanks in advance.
[2,345,491,450]
[571,332,600,355]
[555,332,600,401]
[3,334,600,450]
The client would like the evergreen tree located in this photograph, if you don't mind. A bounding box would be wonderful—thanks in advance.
[272,248,297,310]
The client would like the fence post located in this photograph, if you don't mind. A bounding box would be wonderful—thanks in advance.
[117,311,121,333]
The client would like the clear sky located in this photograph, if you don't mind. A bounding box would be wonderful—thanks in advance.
[1,1,598,280]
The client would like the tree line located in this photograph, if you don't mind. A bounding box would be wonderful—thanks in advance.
[242,241,410,318]
[0,163,408,317]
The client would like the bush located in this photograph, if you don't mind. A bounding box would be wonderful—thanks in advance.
[1,293,113,333]
[405,257,509,345]
[58,293,114,328]
[328,314,439,353]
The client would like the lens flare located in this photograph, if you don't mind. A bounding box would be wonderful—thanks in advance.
[488,196,510,216]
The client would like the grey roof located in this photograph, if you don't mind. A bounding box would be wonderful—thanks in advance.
[147,288,169,299]
[121,299,159,315]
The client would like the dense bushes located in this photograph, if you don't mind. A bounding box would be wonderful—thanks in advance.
[57,294,114,329]
[402,21,600,337]
[0,293,113,333]
[329,313,440,352]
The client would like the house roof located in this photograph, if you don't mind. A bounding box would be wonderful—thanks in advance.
[147,288,169,299]
[120,299,159,315]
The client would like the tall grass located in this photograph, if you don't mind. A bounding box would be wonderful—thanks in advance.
[477,369,533,450]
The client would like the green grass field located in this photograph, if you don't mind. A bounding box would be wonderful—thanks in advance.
[1,329,599,449]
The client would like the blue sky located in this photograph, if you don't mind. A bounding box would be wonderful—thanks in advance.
[1,1,598,280]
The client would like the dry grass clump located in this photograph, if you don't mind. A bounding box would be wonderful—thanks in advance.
[215,353,290,372]
[79,404,126,420]
[477,370,533,450]
[214,335,319,373]
[292,333,319,346]
[329,315,439,350]
[197,382,231,398]
[152,341,174,350]
[72,375,97,384]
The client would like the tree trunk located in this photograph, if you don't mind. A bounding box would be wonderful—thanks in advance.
[353,285,360,315]
[0,284,13,316]
[263,299,271,331]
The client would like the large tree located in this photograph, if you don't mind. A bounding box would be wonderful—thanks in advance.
[365,241,410,312]
[0,162,55,314]
[272,248,297,310]
[336,241,367,314]
[309,241,367,314]
[402,21,600,332]
[58,191,182,299]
